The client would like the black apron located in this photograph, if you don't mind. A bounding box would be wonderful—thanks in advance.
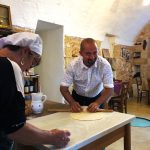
[72,90,104,108]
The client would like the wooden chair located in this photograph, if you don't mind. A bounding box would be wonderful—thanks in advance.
[147,78,150,105]
[109,81,129,113]
[135,76,149,104]
[113,79,122,95]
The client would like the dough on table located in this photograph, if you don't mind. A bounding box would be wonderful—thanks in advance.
[70,107,110,121]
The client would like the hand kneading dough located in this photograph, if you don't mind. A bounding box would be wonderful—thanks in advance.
[70,111,109,121]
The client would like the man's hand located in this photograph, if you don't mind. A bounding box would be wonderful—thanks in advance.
[87,102,99,112]
[70,101,82,112]
[49,129,71,148]
[60,86,82,112]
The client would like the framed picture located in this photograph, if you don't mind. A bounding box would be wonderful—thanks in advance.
[102,48,110,58]
[121,48,131,61]
[0,4,12,29]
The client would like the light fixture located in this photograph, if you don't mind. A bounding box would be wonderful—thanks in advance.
[143,0,150,6]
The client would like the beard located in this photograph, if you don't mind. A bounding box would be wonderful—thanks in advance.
[84,58,97,67]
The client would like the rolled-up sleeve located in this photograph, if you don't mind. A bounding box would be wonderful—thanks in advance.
[102,62,114,88]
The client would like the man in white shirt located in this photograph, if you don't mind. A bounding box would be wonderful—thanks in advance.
[60,38,114,112]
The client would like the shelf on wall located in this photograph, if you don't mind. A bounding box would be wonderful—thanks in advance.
[132,58,147,65]
[133,45,143,52]
[133,52,141,58]
[24,74,40,95]
[0,28,14,37]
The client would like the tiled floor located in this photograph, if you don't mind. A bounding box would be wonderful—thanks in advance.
[107,97,150,150]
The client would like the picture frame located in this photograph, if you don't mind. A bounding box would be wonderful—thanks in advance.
[0,4,12,29]
[121,47,131,61]
[102,48,110,58]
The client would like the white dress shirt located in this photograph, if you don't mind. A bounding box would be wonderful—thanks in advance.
[61,56,114,97]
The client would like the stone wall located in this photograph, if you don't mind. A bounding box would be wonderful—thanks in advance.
[112,45,133,81]
[112,21,150,91]
[64,35,101,68]
[112,44,133,95]
[133,22,150,89]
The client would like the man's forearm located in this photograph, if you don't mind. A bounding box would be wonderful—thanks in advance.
[60,86,75,105]
[95,88,113,105]
[8,123,52,145]
[8,123,70,147]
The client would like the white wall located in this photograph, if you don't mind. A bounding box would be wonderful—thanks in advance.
[35,24,64,103]
[2,0,150,44]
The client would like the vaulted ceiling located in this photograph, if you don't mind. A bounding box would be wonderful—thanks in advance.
[1,0,150,45]
[59,0,150,45]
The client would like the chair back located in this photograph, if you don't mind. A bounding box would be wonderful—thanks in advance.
[135,76,142,91]
[121,82,129,105]
[147,78,150,91]
[135,77,149,103]
[114,80,122,96]
[110,81,129,113]
[135,76,143,102]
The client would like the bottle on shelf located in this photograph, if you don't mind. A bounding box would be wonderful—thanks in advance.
[29,80,34,93]
[24,74,39,94]
[24,80,30,94]
[31,75,39,93]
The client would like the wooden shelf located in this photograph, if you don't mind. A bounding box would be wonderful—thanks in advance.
[132,58,147,65]
[0,28,14,37]
[133,44,143,51]
[24,74,40,94]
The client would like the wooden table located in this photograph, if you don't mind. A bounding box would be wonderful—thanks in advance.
[25,101,135,150]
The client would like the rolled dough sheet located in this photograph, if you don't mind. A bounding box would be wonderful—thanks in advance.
[70,111,110,121]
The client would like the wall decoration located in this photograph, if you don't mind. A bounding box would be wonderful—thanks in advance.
[121,48,130,61]
[0,4,12,29]
[102,48,110,58]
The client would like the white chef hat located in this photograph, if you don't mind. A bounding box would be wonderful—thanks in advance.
[0,32,43,56]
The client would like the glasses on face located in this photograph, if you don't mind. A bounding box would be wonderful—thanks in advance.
[31,57,41,68]
[28,51,41,58]
[28,51,41,68]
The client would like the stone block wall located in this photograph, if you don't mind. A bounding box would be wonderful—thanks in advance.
[112,45,133,81]
[112,21,150,91]
[134,22,150,89]
[64,35,101,68]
